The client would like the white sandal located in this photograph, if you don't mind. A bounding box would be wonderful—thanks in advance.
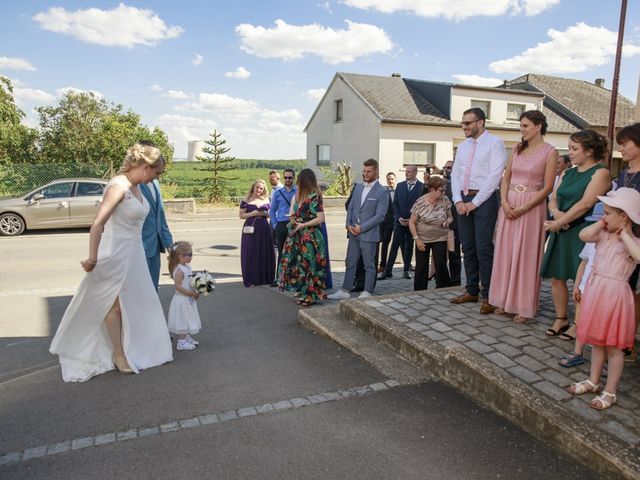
[590,391,617,410]
[566,379,600,395]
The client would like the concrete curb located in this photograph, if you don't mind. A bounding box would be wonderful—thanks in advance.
[300,296,640,480]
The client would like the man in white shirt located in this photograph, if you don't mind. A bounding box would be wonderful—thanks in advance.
[269,170,283,199]
[449,108,507,313]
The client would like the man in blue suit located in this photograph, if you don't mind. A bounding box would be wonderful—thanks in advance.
[328,159,388,300]
[378,164,423,280]
[138,141,173,290]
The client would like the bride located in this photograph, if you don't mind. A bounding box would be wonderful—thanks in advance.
[50,143,173,382]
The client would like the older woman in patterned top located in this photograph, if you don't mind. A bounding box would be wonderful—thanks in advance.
[409,176,453,290]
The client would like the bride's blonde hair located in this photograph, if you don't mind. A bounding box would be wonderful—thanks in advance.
[118,143,165,174]
[167,241,192,276]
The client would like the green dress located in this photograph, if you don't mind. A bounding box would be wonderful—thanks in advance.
[278,193,327,304]
[540,164,605,280]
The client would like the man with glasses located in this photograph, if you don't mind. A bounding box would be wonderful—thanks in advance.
[138,140,173,291]
[269,169,297,286]
[449,108,506,313]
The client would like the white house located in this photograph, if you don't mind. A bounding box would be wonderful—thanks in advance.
[305,72,635,178]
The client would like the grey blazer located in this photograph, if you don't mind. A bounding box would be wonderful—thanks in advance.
[346,182,388,243]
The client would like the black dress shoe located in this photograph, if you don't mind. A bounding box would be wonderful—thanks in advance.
[350,285,364,293]
[403,271,412,279]
[377,272,392,280]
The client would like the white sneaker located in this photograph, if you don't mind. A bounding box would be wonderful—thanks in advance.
[358,291,372,299]
[177,339,196,351]
[186,335,199,346]
[327,289,351,300]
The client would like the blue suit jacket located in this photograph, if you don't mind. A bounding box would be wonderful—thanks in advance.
[346,182,388,243]
[393,180,423,221]
[139,181,173,257]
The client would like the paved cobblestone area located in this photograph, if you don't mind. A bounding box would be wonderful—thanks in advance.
[0,380,402,467]
[325,269,640,450]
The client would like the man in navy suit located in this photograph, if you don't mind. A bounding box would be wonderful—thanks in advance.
[328,159,388,299]
[138,141,173,290]
[378,164,422,280]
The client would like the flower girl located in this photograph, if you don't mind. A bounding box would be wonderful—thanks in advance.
[167,241,202,350]
[566,188,640,409]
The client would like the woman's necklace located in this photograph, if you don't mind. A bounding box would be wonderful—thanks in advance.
[624,170,640,189]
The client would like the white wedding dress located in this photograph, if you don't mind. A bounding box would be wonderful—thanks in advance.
[50,176,173,382]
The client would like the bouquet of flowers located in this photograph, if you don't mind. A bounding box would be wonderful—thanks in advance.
[190,270,216,295]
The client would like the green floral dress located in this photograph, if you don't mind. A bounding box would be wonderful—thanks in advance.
[278,193,327,304]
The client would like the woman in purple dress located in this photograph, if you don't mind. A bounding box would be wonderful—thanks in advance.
[239,179,275,287]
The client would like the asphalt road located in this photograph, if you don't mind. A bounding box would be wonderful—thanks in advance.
[0,213,595,479]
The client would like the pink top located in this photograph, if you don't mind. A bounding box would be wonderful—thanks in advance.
[510,142,553,188]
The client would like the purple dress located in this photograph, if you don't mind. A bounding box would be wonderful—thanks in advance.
[240,201,275,287]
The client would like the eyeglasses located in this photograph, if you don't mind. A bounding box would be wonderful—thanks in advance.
[284,176,294,180]
[460,119,480,127]
[444,166,452,170]
[180,253,193,257]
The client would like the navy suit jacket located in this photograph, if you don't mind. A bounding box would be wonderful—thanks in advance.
[139,180,173,257]
[393,180,423,221]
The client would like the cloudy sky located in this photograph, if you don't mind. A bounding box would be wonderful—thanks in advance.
[2,0,639,159]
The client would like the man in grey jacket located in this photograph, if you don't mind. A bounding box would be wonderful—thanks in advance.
[328,158,388,299]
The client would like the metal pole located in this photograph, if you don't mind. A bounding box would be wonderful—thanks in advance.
[606,0,628,168]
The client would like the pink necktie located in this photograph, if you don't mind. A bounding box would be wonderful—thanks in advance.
[462,140,477,195]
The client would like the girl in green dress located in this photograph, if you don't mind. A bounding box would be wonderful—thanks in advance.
[541,129,611,336]
[278,169,327,306]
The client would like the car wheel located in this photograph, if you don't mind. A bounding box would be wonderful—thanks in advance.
[0,212,26,236]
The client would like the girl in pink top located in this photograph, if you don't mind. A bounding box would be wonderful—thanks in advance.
[567,188,640,410]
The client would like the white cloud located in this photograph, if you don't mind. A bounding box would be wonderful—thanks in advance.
[0,56,36,71]
[191,53,204,66]
[163,89,190,100]
[33,3,184,48]
[56,86,103,98]
[452,74,502,87]
[168,91,305,158]
[489,22,640,74]
[150,84,163,92]
[342,0,558,21]
[14,87,55,104]
[305,88,326,102]
[236,19,393,64]
[225,67,251,79]
[318,2,333,13]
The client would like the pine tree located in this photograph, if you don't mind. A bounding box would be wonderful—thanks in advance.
[196,129,238,202]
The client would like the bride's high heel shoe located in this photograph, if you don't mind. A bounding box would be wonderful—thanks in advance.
[113,353,133,374]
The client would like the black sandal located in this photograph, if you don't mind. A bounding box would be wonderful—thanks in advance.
[559,323,576,341]
[546,317,569,337]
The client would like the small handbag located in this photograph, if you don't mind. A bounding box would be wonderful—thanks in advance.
[243,217,256,234]
[447,230,455,252]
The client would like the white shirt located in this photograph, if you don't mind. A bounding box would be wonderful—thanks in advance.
[361,181,374,206]
[451,130,507,207]
[578,242,596,294]
[389,188,395,202]
[147,180,158,203]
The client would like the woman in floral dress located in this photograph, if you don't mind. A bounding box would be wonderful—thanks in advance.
[278,168,327,306]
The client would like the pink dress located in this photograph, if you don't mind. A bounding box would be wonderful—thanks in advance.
[489,143,554,318]
[577,231,640,350]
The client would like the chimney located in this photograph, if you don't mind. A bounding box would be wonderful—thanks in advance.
[595,78,605,88]
[391,73,401,78]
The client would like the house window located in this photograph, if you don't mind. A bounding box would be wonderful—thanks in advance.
[335,99,343,122]
[470,100,491,119]
[317,144,330,166]
[507,103,525,122]
[403,143,434,166]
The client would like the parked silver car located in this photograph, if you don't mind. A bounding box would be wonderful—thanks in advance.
[0,178,108,236]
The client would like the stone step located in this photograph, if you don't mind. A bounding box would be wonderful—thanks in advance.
[300,294,640,480]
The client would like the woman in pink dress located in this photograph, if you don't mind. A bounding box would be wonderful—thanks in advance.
[489,110,557,323]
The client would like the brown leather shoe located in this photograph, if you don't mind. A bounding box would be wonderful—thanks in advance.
[480,301,495,314]
[450,292,479,304]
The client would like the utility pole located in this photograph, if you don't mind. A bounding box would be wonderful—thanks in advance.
[606,0,627,168]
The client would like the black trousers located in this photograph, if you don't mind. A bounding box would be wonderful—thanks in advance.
[414,240,450,290]
[274,221,289,276]
[384,222,413,275]
[377,219,394,269]
[448,220,461,284]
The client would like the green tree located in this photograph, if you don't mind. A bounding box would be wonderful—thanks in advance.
[36,91,174,174]
[196,129,238,202]
[0,76,36,163]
